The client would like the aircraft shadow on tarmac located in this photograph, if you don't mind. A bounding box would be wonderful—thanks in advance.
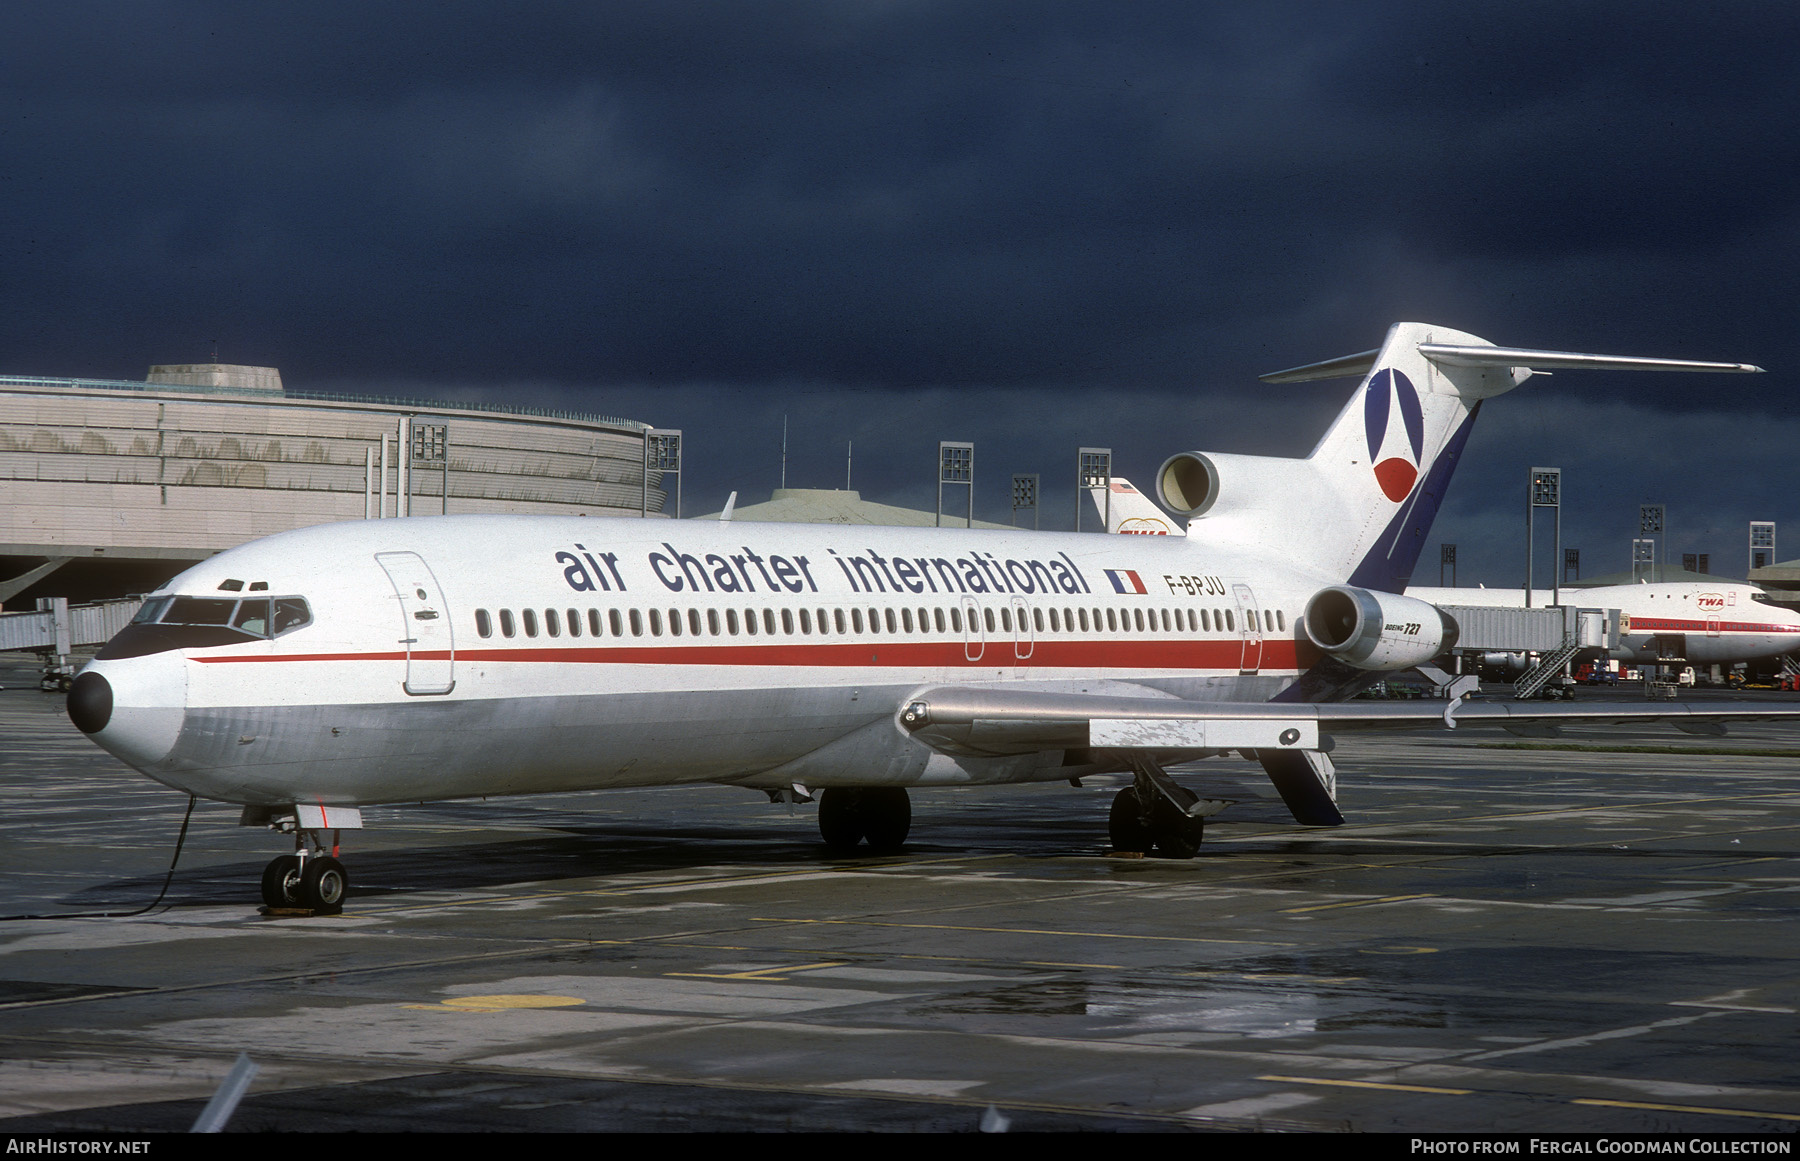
[42,775,1789,911]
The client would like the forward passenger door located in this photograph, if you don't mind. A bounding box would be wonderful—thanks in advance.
[375,551,455,695]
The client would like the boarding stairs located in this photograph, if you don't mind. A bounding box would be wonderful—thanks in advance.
[1511,639,1583,701]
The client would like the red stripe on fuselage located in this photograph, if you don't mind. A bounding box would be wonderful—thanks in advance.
[1628,619,1800,635]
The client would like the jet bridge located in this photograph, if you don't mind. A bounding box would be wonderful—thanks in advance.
[1435,604,1622,699]
[0,596,142,689]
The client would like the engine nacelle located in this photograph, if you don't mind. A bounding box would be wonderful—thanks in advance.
[1156,451,1221,516]
[1303,585,1459,671]
[1156,449,1323,524]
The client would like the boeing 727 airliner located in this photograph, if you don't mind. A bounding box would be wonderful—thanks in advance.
[66,323,1780,911]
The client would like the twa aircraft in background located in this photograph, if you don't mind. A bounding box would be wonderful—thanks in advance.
[1089,479,1183,535]
[68,323,1779,911]
[1090,485,1800,671]
[1403,582,1800,670]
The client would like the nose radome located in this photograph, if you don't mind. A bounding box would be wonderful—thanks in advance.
[67,672,114,734]
[69,654,187,771]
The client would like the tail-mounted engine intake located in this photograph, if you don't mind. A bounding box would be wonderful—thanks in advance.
[1303,585,1458,671]
[1155,449,1319,524]
[1157,452,1221,516]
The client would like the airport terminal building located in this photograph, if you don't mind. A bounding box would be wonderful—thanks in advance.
[0,364,668,603]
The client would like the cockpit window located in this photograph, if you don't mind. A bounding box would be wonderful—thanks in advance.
[233,598,272,636]
[132,596,172,624]
[273,598,311,634]
[145,595,311,637]
[99,595,314,659]
[168,598,238,626]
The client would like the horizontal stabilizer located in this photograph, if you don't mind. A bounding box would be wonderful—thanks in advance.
[1262,341,1763,383]
[1259,349,1380,383]
[1416,344,1765,375]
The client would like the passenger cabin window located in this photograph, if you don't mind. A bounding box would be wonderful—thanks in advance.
[475,609,493,638]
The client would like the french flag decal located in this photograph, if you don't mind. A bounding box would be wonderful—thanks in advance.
[1104,569,1147,594]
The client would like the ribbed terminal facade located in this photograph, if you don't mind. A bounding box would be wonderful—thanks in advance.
[0,366,666,602]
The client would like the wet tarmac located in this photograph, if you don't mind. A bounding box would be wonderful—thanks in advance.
[2,657,1799,1133]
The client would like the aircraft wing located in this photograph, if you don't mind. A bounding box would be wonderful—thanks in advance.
[899,685,1786,759]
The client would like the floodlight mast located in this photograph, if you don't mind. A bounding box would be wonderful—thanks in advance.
[1525,467,1560,608]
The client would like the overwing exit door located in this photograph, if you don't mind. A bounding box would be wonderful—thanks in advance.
[375,551,455,695]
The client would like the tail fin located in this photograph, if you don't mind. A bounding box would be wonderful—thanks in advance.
[1158,322,1762,592]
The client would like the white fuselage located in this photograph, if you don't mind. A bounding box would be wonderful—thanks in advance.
[1406,582,1800,666]
[78,514,1333,808]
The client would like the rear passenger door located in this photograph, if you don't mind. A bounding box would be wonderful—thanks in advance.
[1233,583,1263,675]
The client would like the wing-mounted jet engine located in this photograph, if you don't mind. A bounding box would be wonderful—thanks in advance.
[1302,585,1458,672]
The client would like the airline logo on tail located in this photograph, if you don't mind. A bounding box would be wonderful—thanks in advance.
[1364,368,1425,502]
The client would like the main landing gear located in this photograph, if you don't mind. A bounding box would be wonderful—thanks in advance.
[817,787,911,855]
[1108,757,1220,858]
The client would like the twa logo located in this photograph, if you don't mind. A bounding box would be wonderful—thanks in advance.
[1697,593,1726,611]
[1363,368,1425,502]
[1118,517,1172,535]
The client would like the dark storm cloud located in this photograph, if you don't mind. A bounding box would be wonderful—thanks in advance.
[3,2,1798,578]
